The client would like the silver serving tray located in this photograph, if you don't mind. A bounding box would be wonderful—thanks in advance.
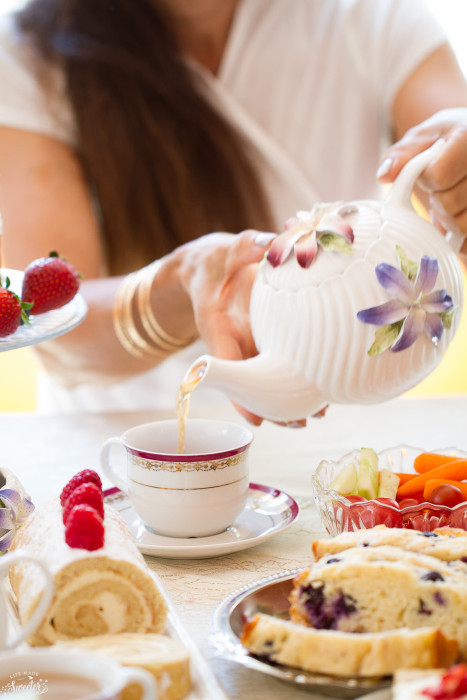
[211,569,392,697]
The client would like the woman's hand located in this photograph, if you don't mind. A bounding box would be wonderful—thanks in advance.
[172,229,275,424]
[173,229,313,426]
[377,108,467,247]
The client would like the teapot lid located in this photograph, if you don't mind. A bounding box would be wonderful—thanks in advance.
[259,200,385,290]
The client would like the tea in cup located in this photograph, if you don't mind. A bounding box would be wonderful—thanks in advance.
[0,549,53,651]
[100,418,253,537]
[0,647,156,699]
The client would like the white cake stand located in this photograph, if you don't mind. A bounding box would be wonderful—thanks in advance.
[0,268,87,352]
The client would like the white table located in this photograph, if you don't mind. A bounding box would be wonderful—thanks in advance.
[2,395,467,699]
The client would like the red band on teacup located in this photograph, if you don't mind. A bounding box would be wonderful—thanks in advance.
[125,442,250,462]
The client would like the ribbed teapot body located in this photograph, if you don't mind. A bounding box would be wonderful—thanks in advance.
[250,201,463,408]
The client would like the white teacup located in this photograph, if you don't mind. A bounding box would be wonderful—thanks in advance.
[0,647,156,699]
[0,550,53,651]
[100,419,253,537]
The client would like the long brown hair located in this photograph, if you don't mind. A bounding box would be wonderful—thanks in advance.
[17,0,273,274]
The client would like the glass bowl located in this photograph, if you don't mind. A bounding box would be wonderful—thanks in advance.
[311,444,467,536]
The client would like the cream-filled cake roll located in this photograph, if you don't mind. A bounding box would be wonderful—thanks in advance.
[61,633,192,700]
[9,498,167,645]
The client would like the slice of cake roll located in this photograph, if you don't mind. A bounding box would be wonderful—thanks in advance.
[61,633,192,700]
[241,614,458,677]
[312,525,467,562]
[290,545,467,659]
[9,498,167,645]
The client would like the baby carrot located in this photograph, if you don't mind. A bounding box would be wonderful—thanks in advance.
[423,479,467,500]
[397,459,467,498]
[395,472,418,485]
[413,452,460,474]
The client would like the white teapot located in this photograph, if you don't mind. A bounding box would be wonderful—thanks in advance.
[184,141,464,421]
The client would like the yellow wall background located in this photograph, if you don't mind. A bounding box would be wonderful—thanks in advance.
[0,347,39,411]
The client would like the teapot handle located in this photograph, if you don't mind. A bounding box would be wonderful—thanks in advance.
[384,138,464,255]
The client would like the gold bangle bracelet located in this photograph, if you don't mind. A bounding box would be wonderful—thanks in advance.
[137,260,198,352]
[113,270,167,360]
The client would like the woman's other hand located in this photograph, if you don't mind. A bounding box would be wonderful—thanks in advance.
[377,108,467,244]
[376,41,467,249]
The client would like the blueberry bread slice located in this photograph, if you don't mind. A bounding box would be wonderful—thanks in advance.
[241,614,458,677]
[312,526,467,563]
[290,545,467,658]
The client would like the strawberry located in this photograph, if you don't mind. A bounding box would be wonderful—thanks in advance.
[62,482,104,524]
[60,469,103,508]
[64,504,105,550]
[0,277,32,337]
[423,664,467,699]
[22,251,81,314]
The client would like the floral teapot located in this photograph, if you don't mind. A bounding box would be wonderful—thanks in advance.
[183,140,464,421]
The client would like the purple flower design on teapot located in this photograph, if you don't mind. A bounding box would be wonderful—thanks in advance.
[357,245,456,355]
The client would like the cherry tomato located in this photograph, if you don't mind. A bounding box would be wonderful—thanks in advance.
[374,497,400,509]
[398,497,423,509]
[429,484,465,507]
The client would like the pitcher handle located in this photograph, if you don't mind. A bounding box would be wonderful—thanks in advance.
[384,139,446,210]
[384,138,464,255]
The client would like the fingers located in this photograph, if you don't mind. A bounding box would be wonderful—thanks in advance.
[376,108,467,186]
[233,404,309,428]
[224,229,276,278]
[420,125,467,191]
[232,400,264,427]
[429,192,467,238]
[376,132,440,184]
[422,128,467,237]
[377,109,467,238]
[271,418,308,428]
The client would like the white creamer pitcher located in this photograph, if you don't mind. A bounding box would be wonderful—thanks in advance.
[184,141,464,421]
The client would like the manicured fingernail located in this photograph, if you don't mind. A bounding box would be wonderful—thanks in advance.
[255,232,276,247]
[376,158,392,179]
[287,420,307,428]
[246,416,263,426]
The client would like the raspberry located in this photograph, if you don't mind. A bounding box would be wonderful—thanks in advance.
[62,482,104,524]
[64,505,105,551]
[60,469,102,507]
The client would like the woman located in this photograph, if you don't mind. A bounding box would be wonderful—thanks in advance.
[0,0,466,419]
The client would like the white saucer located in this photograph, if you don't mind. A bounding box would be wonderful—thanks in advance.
[104,483,299,559]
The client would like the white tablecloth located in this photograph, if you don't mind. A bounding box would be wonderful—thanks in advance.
[2,395,467,699]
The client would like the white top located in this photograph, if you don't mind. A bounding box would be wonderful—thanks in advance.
[0,0,447,414]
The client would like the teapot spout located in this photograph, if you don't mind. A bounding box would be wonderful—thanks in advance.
[181,353,328,422]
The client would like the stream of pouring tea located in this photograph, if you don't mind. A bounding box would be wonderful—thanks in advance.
[176,361,206,454]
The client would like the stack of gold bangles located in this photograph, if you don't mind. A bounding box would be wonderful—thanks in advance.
[113,260,198,360]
